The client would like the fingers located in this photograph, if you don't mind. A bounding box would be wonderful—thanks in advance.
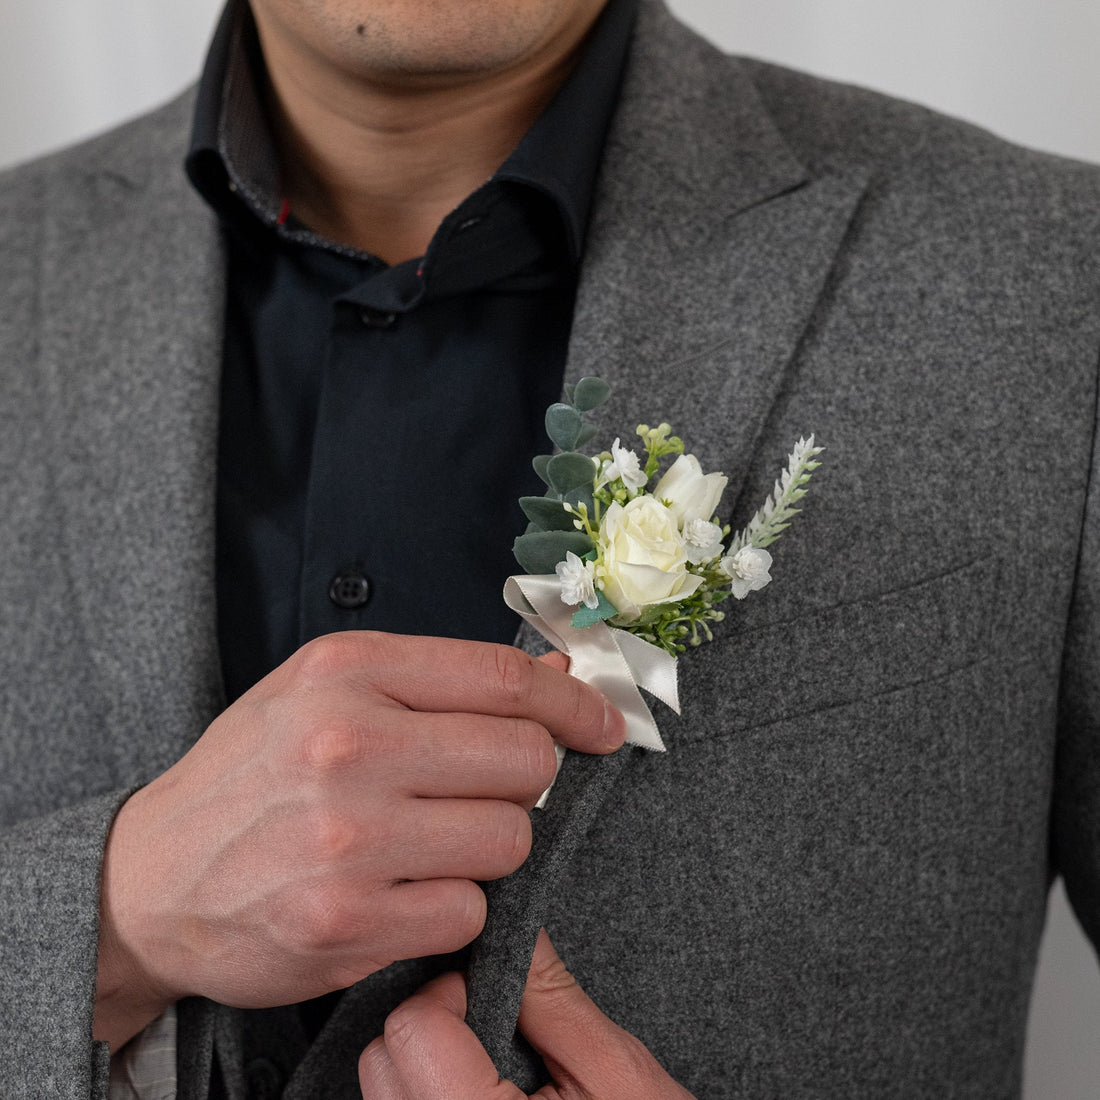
[359,972,521,1100]
[379,797,533,882]
[378,711,562,802]
[359,934,695,1100]
[521,931,695,1100]
[304,632,623,754]
[356,879,489,967]
[287,708,559,809]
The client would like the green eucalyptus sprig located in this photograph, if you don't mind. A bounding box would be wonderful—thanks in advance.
[512,377,612,576]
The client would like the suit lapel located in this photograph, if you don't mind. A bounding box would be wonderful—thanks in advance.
[573,1,868,515]
[35,93,228,780]
[470,0,869,1075]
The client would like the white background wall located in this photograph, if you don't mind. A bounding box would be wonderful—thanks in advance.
[1,2,1097,1096]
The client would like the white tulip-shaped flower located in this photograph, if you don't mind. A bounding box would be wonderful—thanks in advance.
[653,453,727,528]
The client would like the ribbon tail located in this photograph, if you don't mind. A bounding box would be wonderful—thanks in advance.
[612,628,681,715]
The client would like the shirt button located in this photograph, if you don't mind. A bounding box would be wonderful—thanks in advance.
[329,569,371,609]
[359,306,397,329]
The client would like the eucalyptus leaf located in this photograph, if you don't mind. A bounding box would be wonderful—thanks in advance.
[563,485,595,517]
[573,377,612,412]
[576,423,599,447]
[547,452,596,495]
[562,382,576,404]
[513,530,594,575]
[570,589,618,629]
[532,454,552,487]
[519,495,578,532]
[545,403,582,451]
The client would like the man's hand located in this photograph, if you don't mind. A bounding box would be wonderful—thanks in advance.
[358,929,695,1099]
[93,633,622,1049]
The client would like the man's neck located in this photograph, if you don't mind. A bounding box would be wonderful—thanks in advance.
[252,7,606,264]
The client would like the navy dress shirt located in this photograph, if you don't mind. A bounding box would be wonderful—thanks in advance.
[186,0,638,702]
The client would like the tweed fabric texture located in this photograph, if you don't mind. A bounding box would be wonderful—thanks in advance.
[2,0,1100,1096]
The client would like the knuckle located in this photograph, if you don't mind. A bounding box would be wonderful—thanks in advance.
[293,882,355,950]
[293,632,368,682]
[485,644,534,705]
[300,806,356,865]
[383,998,425,1055]
[299,719,364,771]
[529,948,577,998]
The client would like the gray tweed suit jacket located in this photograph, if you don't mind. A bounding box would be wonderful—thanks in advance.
[3,2,1100,1097]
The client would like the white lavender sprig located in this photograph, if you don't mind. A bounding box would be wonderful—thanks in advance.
[728,436,824,554]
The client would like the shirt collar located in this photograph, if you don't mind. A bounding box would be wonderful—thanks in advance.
[186,0,639,263]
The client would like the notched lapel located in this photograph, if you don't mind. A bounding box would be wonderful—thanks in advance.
[36,97,228,782]
[478,7,870,1072]
[571,2,869,516]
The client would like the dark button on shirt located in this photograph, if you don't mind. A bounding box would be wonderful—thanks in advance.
[187,0,638,702]
[329,569,371,610]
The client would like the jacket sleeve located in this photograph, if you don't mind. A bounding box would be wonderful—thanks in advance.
[0,790,131,1100]
[1054,345,1100,951]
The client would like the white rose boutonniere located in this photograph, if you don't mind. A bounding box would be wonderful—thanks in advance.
[506,377,822,802]
[596,496,704,624]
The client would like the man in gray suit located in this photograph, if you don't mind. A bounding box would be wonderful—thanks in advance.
[2,0,1100,1096]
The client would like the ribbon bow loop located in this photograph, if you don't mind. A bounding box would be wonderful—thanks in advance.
[504,574,680,755]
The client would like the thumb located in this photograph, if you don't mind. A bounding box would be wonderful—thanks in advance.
[521,931,691,1100]
[359,972,521,1100]
[537,650,570,674]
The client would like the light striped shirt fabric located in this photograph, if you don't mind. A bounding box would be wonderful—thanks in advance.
[108,1005,178,1100]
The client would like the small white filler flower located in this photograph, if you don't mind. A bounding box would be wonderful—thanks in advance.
[720,546,773,599]
[556,551,599,609]
[602,437,648,493]
[682,517,725,564]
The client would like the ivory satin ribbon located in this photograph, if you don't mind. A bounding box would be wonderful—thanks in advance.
[504,574,680,804]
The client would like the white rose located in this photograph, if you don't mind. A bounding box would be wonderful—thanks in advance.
[653,454,728,528]
[596,496,703,623]
[720,546,773,599]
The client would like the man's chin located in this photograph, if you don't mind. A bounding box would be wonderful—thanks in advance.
[251,0,608,88]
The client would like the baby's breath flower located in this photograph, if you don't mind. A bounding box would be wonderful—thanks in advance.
[683,518,724,564]
[603,437,648,493]
[720,546,773,599]
[556,551,599,609]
